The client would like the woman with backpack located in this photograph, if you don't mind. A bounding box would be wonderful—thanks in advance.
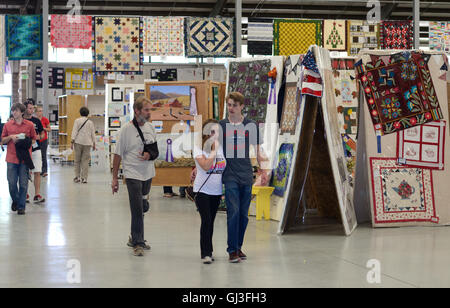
[71,107,96,184]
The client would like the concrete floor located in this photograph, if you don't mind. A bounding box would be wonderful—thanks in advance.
[1,152,450,288]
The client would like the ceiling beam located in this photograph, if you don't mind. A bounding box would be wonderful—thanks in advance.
[381,2,398,20]
[209,0,227,17]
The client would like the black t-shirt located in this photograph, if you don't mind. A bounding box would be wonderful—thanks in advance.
[219,118,262,185]
[27,116,44,152]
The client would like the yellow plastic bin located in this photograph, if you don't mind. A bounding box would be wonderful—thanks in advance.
[251,186,275,220]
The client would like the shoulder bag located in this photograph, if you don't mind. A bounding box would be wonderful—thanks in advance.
[132,118,159,161]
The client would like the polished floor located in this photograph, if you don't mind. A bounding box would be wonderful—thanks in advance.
[1,152,450,288]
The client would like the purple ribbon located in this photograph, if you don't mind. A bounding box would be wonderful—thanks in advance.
[268,78,277,105]
[166,139,174,162]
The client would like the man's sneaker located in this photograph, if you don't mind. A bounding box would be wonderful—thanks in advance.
[17,209,25,215]
[229,252,241,263]
[202,256,212,264]
[73,177,80,183]
[34,195,45,203]
[238,250,247,260]
[81,179,88,184]
[11,202,17,212]
[133,246,144,257]
[26,194,30,203]
[127,236,151,250]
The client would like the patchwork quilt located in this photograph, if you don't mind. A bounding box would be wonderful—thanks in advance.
[272,143,295,197]
[0,15,4,83]
[144,17,184,56]
[93,17,143,75]
[6,15,43,60]
[429,22,450,52]
[51,15,92,49]
[380,21,413,50]
[274,19,322,56]
[347,20,379,56]
[247,18,273,55]
[185,17,236,58]
[323,20,347,51]
[356,51,443,135]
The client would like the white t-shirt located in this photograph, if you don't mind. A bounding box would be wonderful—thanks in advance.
[115,121,157,181]
[193,146,226,196]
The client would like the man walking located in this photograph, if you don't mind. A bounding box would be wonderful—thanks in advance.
[24,99,46,203]
[112,97,157,257]
[219,92,270,263]
[1,103,37,215]
[35,105,51,177]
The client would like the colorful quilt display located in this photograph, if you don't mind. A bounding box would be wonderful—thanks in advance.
[397,120,446,170]
[337,106,358,135]
[380,21,413,50]
[65,68,93,90]
[284,54,304,83]
[6,15,43,60]
[370,158,438,224]
[228,60,271,125]
[280,84,300,134]
[0,15,5,83]
[347,20,379,56]
[50,15,92,49]
[93,17,143,75]
[274,19,322,56]
[143,17,184,56]
[429,22,450,52]
[332,58,358,129]
[35,67,65,89]
[356,51,443,135]
[247,18,273,55]
[272,144,295,197]
[323,20,347,51]
[184,17,236,58]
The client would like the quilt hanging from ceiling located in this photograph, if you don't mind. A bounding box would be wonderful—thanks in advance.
[323,20,347,51]
[356,51,443,135]
[184,17,236,58]
[247,18,273,55]
[370,158,438,224]
[272,143,295,197]
[143,17,184,56]
[274,19,322,56]
[347,20,379,56]
[380,20,413,50]
[93,16,143,75]
[0,15,5,83]
[6,15,43,60]
[228,60,271,125]
[429,22,450,53]
[397,120,446,170]
[50,15,92,49]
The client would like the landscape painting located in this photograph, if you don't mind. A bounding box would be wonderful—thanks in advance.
[149,85,191,110]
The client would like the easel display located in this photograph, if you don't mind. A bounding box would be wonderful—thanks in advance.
[144,80,226,186]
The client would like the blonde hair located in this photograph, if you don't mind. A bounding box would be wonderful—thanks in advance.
[134,96,152,112]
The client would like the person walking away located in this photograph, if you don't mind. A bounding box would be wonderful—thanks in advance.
[24,99,46,203]
[219,92,271,263]
[71,107,96,184]
[1,103,37,215]
[35,105,51,177]
[111,97,157,257]
[193,119,226,264]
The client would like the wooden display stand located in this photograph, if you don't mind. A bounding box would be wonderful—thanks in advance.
[58,95,86,162]
[145,80,226,186]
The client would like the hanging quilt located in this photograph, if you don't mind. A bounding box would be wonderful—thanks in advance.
[36,67,65,89]
[370,158,438,224]
[380,21,413,50]
[337,106,358,135]
[347,20,379,56]
[247,18,273,55]
[184,17,236,58]
[50,15,92,49]
[6,15,43,60]
[429,22,450,52]
[93,16,143,75]
[323,20,347,51]
[0,15,5,83]
[65,68,93,90]
[143,17,184,56]
[228,60,271,125]
[397,120,446,170]
[274,19,322,56]
[356,51,443,135]
[280,84,300,134]
[272,143,295,197]
[332,58,358,107]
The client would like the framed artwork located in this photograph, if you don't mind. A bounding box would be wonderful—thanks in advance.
[124,87,133,103]
[109,129,118,143]
[112,87,123,102]
[108,103,125,117]
[109,117,121,128]
[149,85,191,110]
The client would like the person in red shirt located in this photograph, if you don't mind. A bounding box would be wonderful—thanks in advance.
[1,103,37,215]
[35,105,51,177]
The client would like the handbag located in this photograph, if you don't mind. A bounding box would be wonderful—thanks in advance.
[132,118,159,161]
[186,158,216,203]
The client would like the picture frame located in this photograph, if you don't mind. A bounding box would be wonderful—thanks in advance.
[109,117,121,128]
[112,87,123,102]
[124,87,133,103]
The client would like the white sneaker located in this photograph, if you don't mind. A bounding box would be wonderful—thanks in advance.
[202,256,212,264]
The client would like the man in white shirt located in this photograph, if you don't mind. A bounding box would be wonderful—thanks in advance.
[112,97,157,257]
[71,107,96,183]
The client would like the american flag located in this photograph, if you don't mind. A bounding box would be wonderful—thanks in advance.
[301,50,323,98]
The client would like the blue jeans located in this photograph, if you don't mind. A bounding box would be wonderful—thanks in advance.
[7,163,29,210]
[225,181,253,254]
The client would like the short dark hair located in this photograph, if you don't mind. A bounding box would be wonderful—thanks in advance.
[80,107,90,117]
[11,103,26,113]
[24,99,35,108]
[226,92,245,105]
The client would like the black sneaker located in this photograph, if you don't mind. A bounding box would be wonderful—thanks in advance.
[17,209,25,215]
[238,250,247,260]
[229,252,241,263]
[11,202,17,212]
